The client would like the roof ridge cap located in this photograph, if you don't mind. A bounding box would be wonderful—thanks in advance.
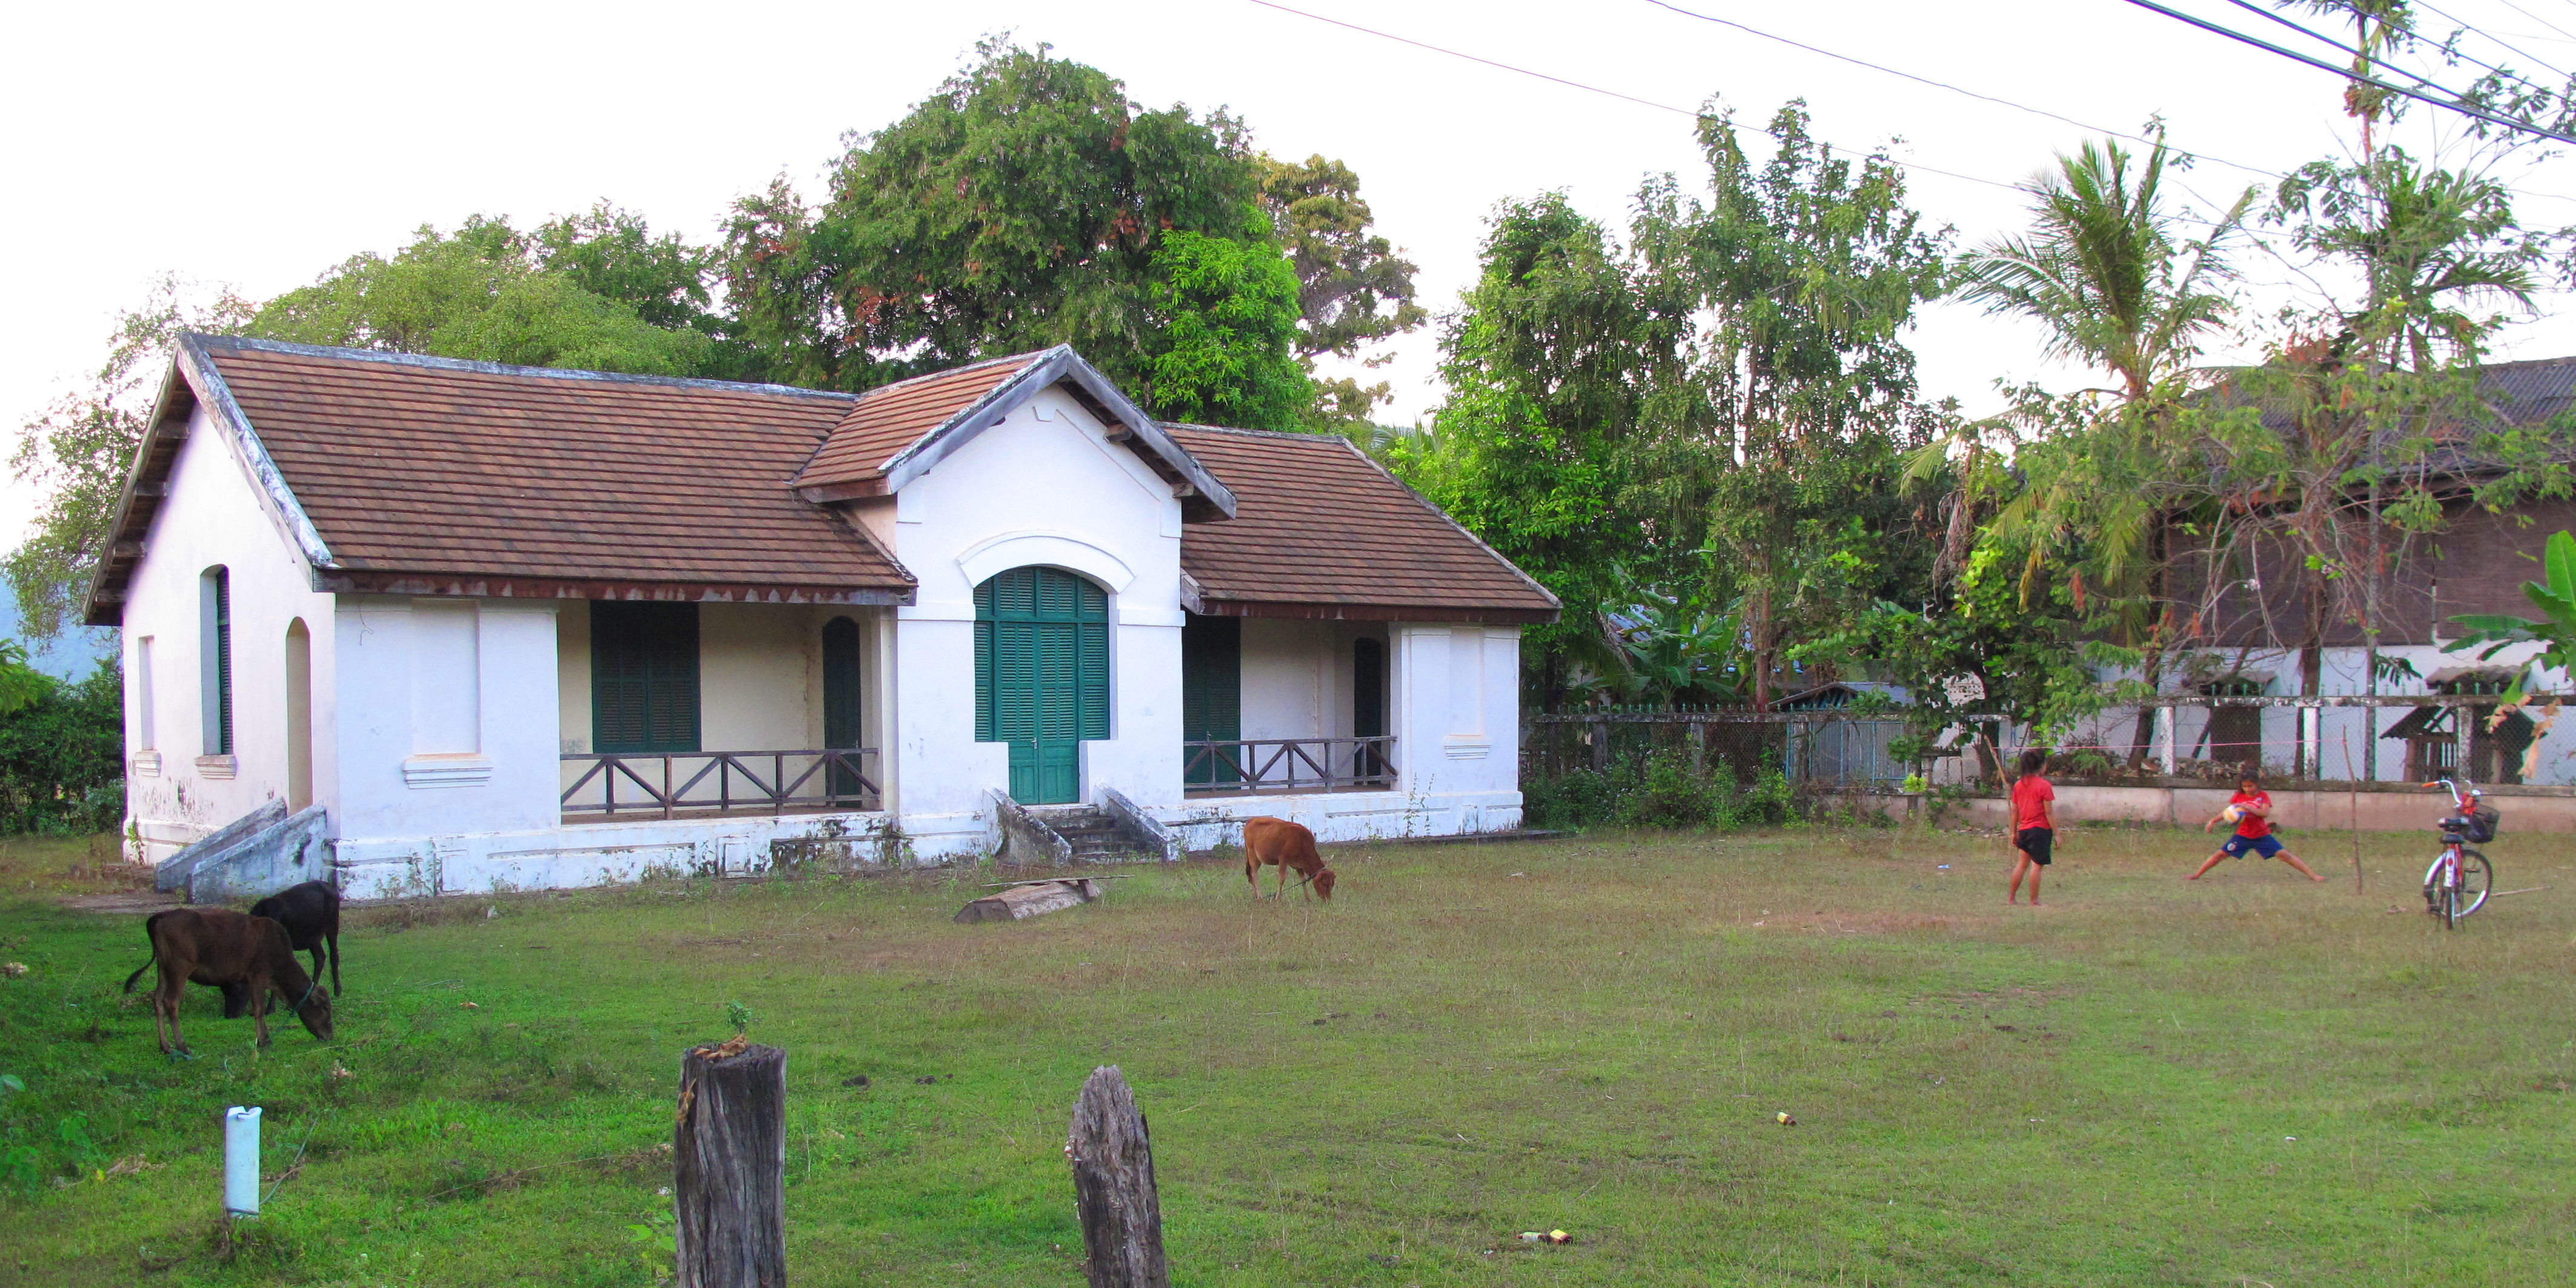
[1161,421,1346,442]
[849,347,1061,401]
[191,333,861,402]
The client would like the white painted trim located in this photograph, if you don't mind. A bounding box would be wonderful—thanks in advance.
[176,337,337,576]
[130,751,162,777]
[402,754,495,788]
[194,755,238,779]
[954,530,1137,593]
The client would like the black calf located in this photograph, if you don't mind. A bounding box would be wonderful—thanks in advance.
[248,880,341,995]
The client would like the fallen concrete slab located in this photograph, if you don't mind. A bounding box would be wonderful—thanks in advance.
[954,878,1101,924]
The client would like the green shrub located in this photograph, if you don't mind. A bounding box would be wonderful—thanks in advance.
[0,657,122,834]
[1524,751,1801,832]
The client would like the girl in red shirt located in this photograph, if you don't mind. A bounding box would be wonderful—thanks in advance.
[2008,748,2056,906]
[2189,773,2326,881]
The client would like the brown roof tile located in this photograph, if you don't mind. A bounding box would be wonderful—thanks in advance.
[791,352,1046,489]
[198,339,914,594]
[1169,425,1559,622]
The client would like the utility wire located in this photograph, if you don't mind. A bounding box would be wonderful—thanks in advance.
[1644,0,2286,180]
[2411,0,2572,79]
[1241,0,2028,193]
[2119,0,2576,144]
[2221,0,2554,99]
[2495,0,2576,44]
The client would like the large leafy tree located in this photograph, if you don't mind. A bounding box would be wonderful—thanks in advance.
[1393,193,1679,693]
[253,217,715,376]
[1258,154,1427,425]
[723,39,1310,427]
[6,277,254,644]
[1636,102,1950,708]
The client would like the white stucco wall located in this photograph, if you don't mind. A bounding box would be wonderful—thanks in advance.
[331,597,560,844]
[885,383,1186,848]
[1239,619,1390,741]
[1382,623,1525,832]
[119,404,340,861]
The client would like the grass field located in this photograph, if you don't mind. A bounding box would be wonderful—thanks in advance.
[2,820,2572,1286]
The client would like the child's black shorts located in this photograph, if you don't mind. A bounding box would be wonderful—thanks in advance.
[2015,827,2053,865]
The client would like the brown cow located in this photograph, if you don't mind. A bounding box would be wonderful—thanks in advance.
[1243,816,1335,901]
[121,908,334,1057]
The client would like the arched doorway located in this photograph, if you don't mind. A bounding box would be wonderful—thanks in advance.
[975,566,1109,803]
[822,616,865,799]
[284,619,312,811]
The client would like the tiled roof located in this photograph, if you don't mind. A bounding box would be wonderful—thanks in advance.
[791,352,1046,490]
[191,338,913,594]
[1169,425,1559,623]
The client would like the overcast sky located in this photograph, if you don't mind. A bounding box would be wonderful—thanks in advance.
[8,0,2576,569]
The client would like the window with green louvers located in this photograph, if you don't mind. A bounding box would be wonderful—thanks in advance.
[592,602,700,754]
[975,567,1108,803]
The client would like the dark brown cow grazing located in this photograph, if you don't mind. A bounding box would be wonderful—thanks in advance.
[121,908,334,1057]
[1243,816,1335,901]
[249,880,342,995]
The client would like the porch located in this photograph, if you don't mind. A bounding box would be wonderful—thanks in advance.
[1180,616,1395,797]
[556,600,889,821]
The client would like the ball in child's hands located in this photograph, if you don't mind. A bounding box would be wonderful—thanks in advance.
[2220,804,2244,823]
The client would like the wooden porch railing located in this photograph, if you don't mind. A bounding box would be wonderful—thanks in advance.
[1183,737,1396,794]
[560,749,881,820]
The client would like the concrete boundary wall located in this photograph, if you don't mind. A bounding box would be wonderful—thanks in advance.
[1848,783,2576,834]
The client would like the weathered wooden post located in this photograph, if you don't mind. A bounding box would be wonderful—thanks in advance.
[1067,1065,1168,1288]
[674,1039,788,1288]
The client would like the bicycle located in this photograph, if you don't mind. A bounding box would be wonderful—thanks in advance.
[2420,778,2499,930]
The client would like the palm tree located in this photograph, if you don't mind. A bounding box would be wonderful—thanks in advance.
[1956,134,2251,405]
[1950,133,2255,766]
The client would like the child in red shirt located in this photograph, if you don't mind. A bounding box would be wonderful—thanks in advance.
[2008,748,2056,906]
[2189,773,2326,881]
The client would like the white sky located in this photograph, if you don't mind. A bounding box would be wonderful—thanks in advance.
[8,0,2576,558]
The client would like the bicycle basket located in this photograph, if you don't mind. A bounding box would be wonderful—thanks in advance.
[2456,806,2500,844]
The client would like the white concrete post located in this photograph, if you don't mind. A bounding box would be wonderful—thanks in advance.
[2158,705,2176,775]
[224,1106,261,1216]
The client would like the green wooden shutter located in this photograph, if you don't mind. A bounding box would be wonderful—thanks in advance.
[593,602,700,754]
[213,570,233,755]
[1181,614,1240,786]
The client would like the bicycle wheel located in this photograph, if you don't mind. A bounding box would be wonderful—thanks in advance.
[2421,852,2452,920]
[2452,849,2494,920]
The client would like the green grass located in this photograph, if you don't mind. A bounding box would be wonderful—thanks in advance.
[2,823,2573,1286]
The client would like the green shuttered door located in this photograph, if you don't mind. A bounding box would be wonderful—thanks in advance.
[975,568,1108,803]
[1181,614,1241,786]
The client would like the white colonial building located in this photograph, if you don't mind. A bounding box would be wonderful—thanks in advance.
[90,337,1557,898]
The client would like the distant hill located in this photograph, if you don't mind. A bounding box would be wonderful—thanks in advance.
[0,593,113,679]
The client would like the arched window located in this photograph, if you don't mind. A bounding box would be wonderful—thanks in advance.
[201,568,232,756]
[974,567,1108,803]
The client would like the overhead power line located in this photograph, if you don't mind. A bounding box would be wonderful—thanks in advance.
[2118,0,2576,144]
[1241,0,2027,193]
[2495,0,2576,45]
[1643,0,2286,180]
[2406,0,2572,80]
[2221,0,2559,101]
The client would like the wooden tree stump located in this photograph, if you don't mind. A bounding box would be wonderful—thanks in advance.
[1067,1065,1168,1288]
[675,1039,787,1288]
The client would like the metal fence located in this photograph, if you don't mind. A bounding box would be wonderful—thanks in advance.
[1522,708,1913,789]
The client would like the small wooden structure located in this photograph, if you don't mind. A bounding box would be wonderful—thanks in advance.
[954,878,1101,924]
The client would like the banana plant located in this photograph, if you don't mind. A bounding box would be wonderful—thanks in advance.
[2448,529,2576,703]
